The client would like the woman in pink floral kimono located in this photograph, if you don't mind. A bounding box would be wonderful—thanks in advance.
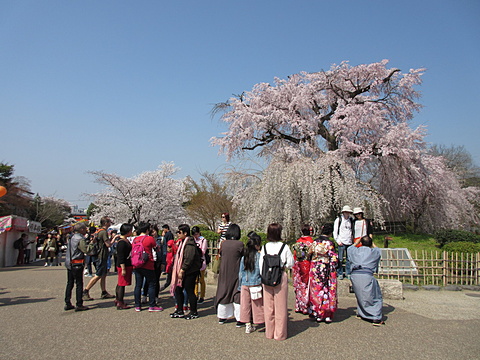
[308,223,338,323]
[292,224,313,314]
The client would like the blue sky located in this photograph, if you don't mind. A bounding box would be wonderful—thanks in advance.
[1,0,479,208]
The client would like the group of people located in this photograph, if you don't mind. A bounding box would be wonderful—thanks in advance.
[13,233,35,265]
[64,218,207,314]
[292,205,383,326]
[214,222,294,341]
[40,232,65,267]
[63,208,384,340]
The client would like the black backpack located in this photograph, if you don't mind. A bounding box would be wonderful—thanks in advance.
[204,247,211,266]
[13,238,23,250]
[261,243,286,287]
[191,241,203,271]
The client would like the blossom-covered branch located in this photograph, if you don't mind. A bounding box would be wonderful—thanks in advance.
[87,162,188,226]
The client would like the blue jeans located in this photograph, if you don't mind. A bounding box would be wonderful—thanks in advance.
[337,245,352,277]
[134,268,156,307]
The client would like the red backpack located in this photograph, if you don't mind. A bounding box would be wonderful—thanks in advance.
[131,236,149,268]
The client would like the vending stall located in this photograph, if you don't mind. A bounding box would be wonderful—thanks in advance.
[0,215,41,267]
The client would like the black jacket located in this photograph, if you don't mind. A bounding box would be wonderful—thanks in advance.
[181,237,202,275]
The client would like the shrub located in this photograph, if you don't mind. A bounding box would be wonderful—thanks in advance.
[201,230,220,245]
[191,224,219,246]
[193,224,211,232]
[443,241,480,253]
[240,231,267,245]
[434,229,480,247]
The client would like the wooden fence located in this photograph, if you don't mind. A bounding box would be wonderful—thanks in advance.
[377,250,480,286]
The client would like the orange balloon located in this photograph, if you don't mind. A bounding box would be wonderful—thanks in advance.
[0,186,6,198]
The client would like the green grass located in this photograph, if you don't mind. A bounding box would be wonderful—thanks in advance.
[376,233,440,253]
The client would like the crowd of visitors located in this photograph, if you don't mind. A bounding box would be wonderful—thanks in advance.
[59,207,384,341]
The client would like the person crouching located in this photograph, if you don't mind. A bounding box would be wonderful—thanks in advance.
[348,235,385,326]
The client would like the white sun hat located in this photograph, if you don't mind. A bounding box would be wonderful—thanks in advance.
[341,205,353,213]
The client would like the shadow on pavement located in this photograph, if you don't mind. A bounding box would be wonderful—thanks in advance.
[0,296,56,306]
[288,315,320,338]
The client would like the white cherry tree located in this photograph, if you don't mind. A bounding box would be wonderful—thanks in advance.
[88,162,188,226]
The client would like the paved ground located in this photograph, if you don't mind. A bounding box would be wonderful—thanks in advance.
[1,260,479,360]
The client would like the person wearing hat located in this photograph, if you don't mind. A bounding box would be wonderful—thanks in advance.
[333,205,354,279]
[352,208,374,247]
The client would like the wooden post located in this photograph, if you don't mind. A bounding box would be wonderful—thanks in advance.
[383,236,392,248]
[477,252,480,286]
[412,250,416,285]
[442,251,447,287]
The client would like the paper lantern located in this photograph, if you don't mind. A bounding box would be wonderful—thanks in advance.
[0,186,6,198]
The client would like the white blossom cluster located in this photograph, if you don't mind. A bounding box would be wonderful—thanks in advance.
[88,162,189,227]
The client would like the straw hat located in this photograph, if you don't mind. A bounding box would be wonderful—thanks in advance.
[353,207,364,214]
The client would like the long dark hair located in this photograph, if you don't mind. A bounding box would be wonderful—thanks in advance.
[244,231,261,272]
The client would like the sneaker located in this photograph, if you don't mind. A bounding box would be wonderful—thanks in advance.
[236,321,244,328]
[101,291,115,299]
[64,304,75,311]
[325,317,332,324]
[135,307,142,312]
[197,298,204,304]
[183,305,190,312]
[218,318,226,324]
[245,323,256,334]
[44,263,48,267]
[75,305,89,312]
[84,269,88,275]
[82,290,94,301]
[185,313,199,320]
[373,320,385,327]
[148,306,164,312]
[170,311,185,318]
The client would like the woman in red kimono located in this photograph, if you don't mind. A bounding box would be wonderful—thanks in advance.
[308,223,338,323]
[292,224,314,314]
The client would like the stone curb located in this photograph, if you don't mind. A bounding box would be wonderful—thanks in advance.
[402,284,480,291]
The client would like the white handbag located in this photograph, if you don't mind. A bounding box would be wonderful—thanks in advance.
[249,285,263,300]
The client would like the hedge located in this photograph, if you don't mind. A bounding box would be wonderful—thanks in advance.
[434,229,480,247]
[442,241,480,253]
